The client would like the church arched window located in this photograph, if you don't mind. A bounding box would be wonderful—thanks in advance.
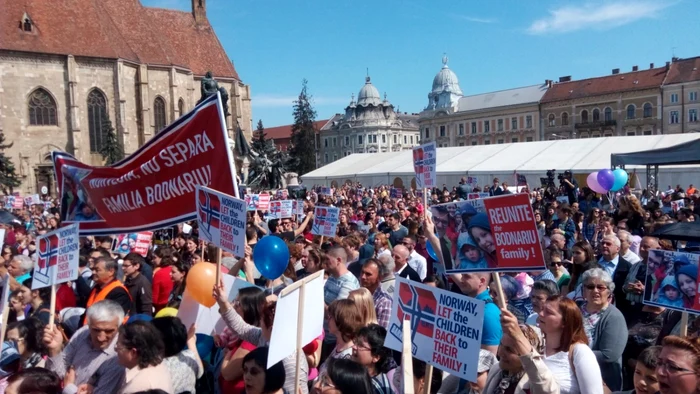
[28,88,57,126]
[178,98,185,116]
[154,97,167,133]
[87,89,108,153]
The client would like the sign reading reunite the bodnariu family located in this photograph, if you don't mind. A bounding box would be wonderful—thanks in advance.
[32,223,80,289]
[53,93,238,235]
[384,276,485,382]
[413,142,437,188]
[430,193,544,273]
[311,206,339,237]
[195,186,247,258]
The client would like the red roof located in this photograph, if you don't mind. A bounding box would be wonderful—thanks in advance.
[0,0,239,80]
[262,119,329,141]
[541,67,668,103]
[664,57,700,85]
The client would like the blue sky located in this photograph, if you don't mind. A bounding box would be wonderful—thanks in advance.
[143,0,699,127]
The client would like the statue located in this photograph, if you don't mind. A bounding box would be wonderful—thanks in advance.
[199,71,230,117]
[246,136,289,190]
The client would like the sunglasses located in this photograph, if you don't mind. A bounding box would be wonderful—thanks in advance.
[585,284,608,291]
[550,261,562,267]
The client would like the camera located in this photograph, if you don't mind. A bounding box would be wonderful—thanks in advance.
[546,169,556,179]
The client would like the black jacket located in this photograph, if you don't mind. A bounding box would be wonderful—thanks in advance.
[610,255,632,316]
[124,273,153,316]
[397,264,421,282]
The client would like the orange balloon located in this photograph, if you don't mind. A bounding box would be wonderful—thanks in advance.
[186,262,217,307]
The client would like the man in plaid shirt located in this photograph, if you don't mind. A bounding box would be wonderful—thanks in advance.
[359,259,393,328]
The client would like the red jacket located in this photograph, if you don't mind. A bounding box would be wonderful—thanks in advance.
[152,266,174,312]
[56,283,76,312]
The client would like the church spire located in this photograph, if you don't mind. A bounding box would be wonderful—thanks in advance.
[192,0,206,24]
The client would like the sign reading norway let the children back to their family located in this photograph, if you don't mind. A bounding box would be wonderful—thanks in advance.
[430,193,545,273]
[384,276,485,382]
[32,223,80,290]
[195,186,246,258]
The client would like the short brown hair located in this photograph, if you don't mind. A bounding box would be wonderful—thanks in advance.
[328,299,364,342]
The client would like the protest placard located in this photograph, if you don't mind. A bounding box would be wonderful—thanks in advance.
[311,206,340,237]
[112,232,153,256]
[643,249,700,313]
[466,192,489,200]
[384,276,485,382]
[32,223,80,290]
[195,186,246,258]
[671,199,685,212]
[178,274,236,335]
[413,142,437,188]
[0,273,11,344]
[430,193,544,273]
[53,93,238,235]
[258,193,271,211]
[12,196,22,209]
[245,194,258,211]
[292,200,305,216]
[319,187,331,196]
[466,176,477,186]
[390,188,403,199]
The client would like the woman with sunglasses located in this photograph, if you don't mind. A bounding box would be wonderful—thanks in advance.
[579,268,628,391]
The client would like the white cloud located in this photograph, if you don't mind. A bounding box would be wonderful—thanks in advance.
[450,13,497,24]
[527,1,673,35]
[253,94,349,108]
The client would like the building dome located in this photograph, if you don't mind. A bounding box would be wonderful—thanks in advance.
[431,55,463,95]
[357,76,382,106]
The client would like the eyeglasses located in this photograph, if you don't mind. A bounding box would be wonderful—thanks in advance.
[121,264,132,269]
[353,343,371,352]
[584,284,608,292]
[550,261,562,267]
[657,359,694,375]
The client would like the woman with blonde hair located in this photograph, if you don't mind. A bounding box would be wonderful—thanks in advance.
[348,288,378,326]
[374,233,391,259]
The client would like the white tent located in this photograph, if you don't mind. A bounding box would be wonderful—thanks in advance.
[302,134,700,189]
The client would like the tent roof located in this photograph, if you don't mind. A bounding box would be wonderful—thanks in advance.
[611,137,700,166]
[302,134,700,179]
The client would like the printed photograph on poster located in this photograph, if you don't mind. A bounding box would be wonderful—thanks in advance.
[466,192,489,200]
[643,249,700,312]
[413,142,437,189]
[383,276,485,383]
[671,199,685,212]
[60,165,104,223]
[430,193,544,273]
[390,188,403,199]
[245,194,260,211]
[196,186,247,258]
[32,223,80,290]
[111,232,153,256]
[311,206,340,237]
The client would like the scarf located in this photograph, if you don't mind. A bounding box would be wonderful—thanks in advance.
[494,369,525,394]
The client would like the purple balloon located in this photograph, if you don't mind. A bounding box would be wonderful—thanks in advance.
[587,172,607,194]
[597,169,615,191]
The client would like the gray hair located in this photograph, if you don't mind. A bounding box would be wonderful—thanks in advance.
[377,254,395,276]
[550,233,565,243]
[363,258,389,278]
[532,280,559,296]
[13,255,33,273]
[602,234,621,248]
[581,268,615,292]
[86,299,125,326]
[97,256,118,277]
[617,230,633,244]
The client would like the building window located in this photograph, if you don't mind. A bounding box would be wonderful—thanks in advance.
[333,155,337,161]
[484,120,490,133]
[459,123,464,135]
[459,142,464,146]
[153,96,167,132]
[670,111,679,124]
[690,109,698,122]
[372,135,377,143]
[626,131,636,136]
[22,17,32,32]
[579,133,589,138]
[511,137,519,143]
[324,139,328,148]
[691,92,698,101]
[404,135,408,144]
[548,114,555,127]
[526,115,532,128]
[643,130,653,136]
[604,107,612,122]
[471,122,477,134]
[497,119,504,131]
[324,153,328,163]
[592,108,600,122]
[439,125,446,137]
[410,135,414,144]
[626,104,636,119]
[497,139,504,144]
[358,135,363,144]
[28,88,58,126]
[345,136,349,146]
[381,134,386,144]
[484,139,491,145]
[511,117,517,130]
[393,135,397,144]
[671,93,679,103]
[178,98,185,115]
[333,137,337,147]
[581,110,589,123]
[561,112,569,126]
[471,140,478,146]
[424,128,430,139]
[643,103,652,118]
[87,89,108,153]
[526,136,533,142]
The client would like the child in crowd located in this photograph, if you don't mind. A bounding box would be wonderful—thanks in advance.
[612,346,661,394]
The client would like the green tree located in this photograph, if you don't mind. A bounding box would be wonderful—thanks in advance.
[289,79,317,175]
[0,132,21,195]
[99,118,124,165]
[252,119,269,153]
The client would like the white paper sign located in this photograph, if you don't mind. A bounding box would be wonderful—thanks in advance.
[177,274,236,335]
[32,224,80,290]
[268,271,325,368]
[311,206,340,237]
[413,142,437,188]
[384,276,485,382]
[196,186,247,258]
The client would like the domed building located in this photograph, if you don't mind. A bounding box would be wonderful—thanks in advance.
[318,75,419,165]
[427,55,463,111]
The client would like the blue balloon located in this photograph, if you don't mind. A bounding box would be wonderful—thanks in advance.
[426,242,439,261]
[254,236,290,279]
[610,168,628,192]
[597,169,615,191]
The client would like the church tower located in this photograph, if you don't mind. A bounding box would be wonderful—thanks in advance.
[192,0,206,24]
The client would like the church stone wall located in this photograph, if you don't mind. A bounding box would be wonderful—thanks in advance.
[147,68,171,135]
[120,64,140,155]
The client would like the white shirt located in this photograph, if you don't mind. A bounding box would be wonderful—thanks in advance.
[543,343,603,394]
[408,250,427,280]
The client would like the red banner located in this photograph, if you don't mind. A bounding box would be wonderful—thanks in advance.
[53,93,239,235]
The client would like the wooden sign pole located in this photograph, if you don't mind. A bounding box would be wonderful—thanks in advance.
[491,273,507,310]
[680,311,689,337]
[422,364,434,394]
[293,280,307,394]
[402,319,415,394]
[215,248,222,288]
[48,284,57,329]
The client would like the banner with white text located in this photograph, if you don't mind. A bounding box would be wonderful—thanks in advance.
[53,93,238,235]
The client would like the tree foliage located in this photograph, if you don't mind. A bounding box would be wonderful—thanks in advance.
[289,79,317,175]
[0,133,20,195]
[99,118,124,166]
[252,119,268,153]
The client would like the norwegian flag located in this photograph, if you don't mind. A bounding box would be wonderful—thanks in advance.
[198,188,221,234]
[37,235,59,270]
[516,173,528,186]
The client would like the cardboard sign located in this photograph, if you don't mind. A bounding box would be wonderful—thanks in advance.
[466,193,489,200]
[32,223,80,289]
[245,194,257,211]
[177,274,235,335]
[12,196,23,210]
[53,93,238,235]
[643,249,700,313]
[112,232,153,256]
[292,200,305,216]
[671,199,685,212]
[430,194,544,273]
[269,200,293,219]
[466,176,477,186]
[196,186,246,258]
[311,206,339,237]
[276,189,289,199]
[413,142,437,188]
[258,193,271,211]
[390,188,403,199]
[384,276,485,382]
[23,195,41,206]
[556,195,569,205]
[319,187,332,196]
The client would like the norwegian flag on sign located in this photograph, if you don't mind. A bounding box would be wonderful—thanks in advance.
[197,188,221,234]
[37,235,59,270]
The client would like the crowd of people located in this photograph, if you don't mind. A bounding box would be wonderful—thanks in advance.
[0,178,696,394]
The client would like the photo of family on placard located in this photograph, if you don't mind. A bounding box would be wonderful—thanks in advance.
[644,249,700,311]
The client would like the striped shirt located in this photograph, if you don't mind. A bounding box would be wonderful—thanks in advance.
[372,287,393,329]
[46,326,124,394]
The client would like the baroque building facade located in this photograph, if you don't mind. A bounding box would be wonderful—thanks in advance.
[662,57,700,135]
[318,76,419,165]
[0,0,252,195]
